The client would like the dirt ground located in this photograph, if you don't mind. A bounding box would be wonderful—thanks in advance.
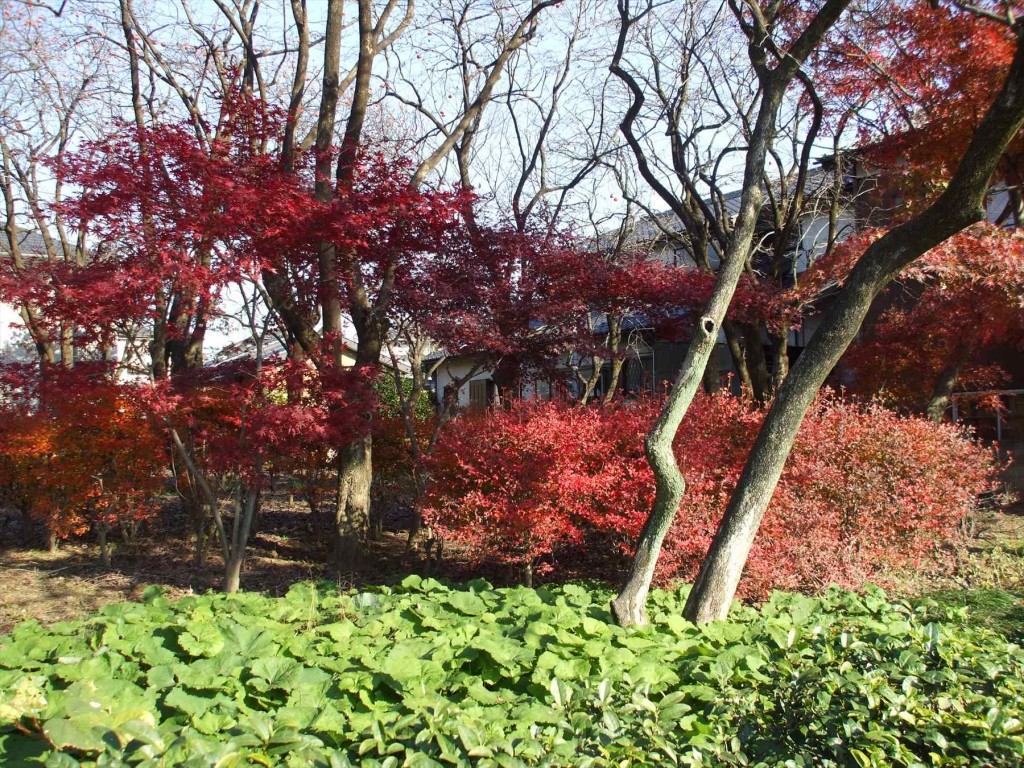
[1,494,387,634]
[0,490,591,635]
[1,495,1022,635]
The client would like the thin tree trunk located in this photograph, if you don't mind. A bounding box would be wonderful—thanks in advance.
[683,32,1024,624]
[742,322,770,402]
[927,358,965,423]
[224,485,259,593]
[578,357,604,405]
[722,319,753,394]
[604,357,626,403]
[610,0,855,627]
[98,523,111,568]
[769,328,790,393]
[192,505,206,573]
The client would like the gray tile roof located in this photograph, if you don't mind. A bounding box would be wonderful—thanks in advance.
[610,166,835,249]
[1,228,51,257]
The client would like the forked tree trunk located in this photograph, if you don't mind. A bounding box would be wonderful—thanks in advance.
[611,0,857,627]
[683,33,1024,624]
[223,485,260,594]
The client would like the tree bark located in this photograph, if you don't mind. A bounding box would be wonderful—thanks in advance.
[926,357,966,423]
[683,27,1024,624]
[722,319,753,394]
[769,328,790,393]
[611,317,721,626]
[334,435,373,570]
[742,321,770,402]
[611,0,856,627]
[98,524,111,569]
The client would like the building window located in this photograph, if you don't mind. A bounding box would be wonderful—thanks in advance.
[469,379,491,411]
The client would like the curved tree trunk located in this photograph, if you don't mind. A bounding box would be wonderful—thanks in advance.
[610,0,880,627]
[683,33,1024,624]
[611,317,720,626]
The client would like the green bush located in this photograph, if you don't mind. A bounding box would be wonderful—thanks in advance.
[1,580,1022,767]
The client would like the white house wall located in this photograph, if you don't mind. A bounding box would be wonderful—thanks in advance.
[0,301,19,355]
[433,360,495,407]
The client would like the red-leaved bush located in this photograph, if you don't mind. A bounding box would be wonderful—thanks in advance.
[0,364,166,546]
[421,393,999,597]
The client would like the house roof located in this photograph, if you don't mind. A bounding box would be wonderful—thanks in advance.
[213,333,411,374]
[2,227,52,258]
[606,165,838,250]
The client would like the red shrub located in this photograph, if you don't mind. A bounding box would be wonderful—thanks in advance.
[0,365,166,543]
[421,393,999,596]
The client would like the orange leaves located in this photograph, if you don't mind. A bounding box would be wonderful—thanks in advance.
[0,365,165,540]
[815,2,1021,202]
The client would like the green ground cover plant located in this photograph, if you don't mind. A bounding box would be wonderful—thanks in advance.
[1,579,1021,767]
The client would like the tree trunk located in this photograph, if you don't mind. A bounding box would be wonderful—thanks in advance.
[769,328,790,393]
[605,356,626,402]
[926,358,965,423]
[683,33,1024,624]
[610,0,862,627]
[334,435,373,571]
[224,555,242,594]
[223,485,260,594]
[742,322,770,402]
[194,516,207,569]
[722,319,753,394]
[611,317,721,627]
[702,345,721,394]
[98,524,111,569]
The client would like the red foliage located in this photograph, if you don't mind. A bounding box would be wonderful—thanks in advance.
[423,393,998,596]
[0,364,165,540]
[800,225,1024,408]
[590,255,798,342]
[815,1,1022,203]
[149,360,375,486]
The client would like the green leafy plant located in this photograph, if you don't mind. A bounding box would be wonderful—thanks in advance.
[1,580,1022,766]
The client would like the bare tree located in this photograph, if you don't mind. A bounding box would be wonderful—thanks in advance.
[0,3,106,367]
[610,0,853,627]
[683,8,1024,624]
